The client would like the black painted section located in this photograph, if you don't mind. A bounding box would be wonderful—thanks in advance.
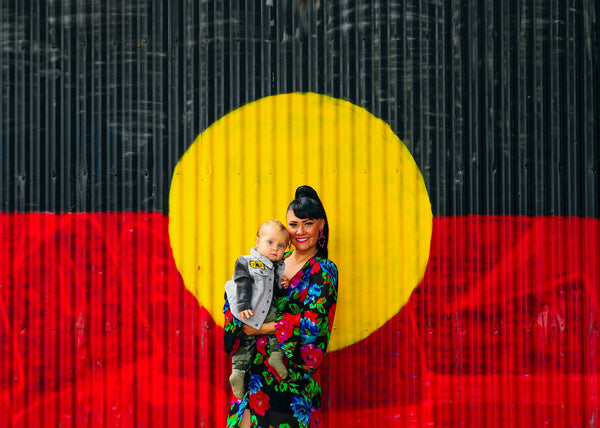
[1,0,598,216]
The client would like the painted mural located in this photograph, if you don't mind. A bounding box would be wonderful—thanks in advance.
[1,0,599,427]
[2,212,599,426]
[168,93,433,352]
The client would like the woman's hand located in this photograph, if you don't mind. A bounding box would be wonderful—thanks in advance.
[242,321,276,336]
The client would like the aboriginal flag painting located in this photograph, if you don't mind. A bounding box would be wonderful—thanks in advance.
[1,1,599,427]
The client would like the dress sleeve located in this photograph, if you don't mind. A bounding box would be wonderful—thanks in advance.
[275,259,338,378]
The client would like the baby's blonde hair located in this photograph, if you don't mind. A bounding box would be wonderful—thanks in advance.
[257,219,290,242]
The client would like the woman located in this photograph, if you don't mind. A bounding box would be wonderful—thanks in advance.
[223,185,338,427]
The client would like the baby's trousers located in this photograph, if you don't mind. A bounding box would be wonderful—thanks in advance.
[232,304,282,371]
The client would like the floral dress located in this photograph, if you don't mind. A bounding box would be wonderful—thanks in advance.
[223,254,338,427]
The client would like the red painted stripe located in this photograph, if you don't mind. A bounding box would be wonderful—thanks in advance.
[0,213,598,427]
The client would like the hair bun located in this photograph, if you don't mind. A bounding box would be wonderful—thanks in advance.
[295,185,319,201]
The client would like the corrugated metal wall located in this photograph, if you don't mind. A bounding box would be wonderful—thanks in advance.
[2,0,598,216]
[1,1,599,427]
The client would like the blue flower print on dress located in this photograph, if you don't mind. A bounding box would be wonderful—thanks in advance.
[290,394,312,426]
[306,283,321,303]
[248,373,262,394]
[300,316,320,344]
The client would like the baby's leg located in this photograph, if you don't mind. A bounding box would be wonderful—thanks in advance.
[267,334,288,379]
[267,334,283,354]
[230,335,255,399]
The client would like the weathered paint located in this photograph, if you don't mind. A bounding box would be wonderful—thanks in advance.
[0,213,598,425]
[1,0,599,426]
[1,0,597,216]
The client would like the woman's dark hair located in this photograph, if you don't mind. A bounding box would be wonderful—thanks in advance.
[287,185,329,258]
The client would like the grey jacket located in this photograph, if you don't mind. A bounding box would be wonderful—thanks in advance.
[224,248,285,329]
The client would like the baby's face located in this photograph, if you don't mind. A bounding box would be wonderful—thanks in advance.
[255,226,289,262]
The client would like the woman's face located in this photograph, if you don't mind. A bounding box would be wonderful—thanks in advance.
[286,209,325,253]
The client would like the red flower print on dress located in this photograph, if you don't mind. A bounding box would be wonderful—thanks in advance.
[277,312,301,342]
[248,390,270,416]
[300,344,324,369]
[289,275,302,289]
[304,310,319,325]
[256,335,268,355]
[295,284,309,301]
[310,261,321,274]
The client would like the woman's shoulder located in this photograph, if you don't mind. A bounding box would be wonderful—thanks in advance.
[315,256,336,267]
[313,257,338,277]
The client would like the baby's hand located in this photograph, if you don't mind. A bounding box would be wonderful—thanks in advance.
[239,309,253,320]
[281,276,290,289]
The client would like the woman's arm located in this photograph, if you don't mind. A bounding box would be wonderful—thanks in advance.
[242,321,276,336]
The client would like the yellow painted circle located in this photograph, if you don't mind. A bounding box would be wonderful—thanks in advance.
[168,93,432,352]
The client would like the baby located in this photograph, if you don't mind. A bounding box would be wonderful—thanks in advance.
[224,219,290,399]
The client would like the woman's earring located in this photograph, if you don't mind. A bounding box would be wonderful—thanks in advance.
[318,229,326,247]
